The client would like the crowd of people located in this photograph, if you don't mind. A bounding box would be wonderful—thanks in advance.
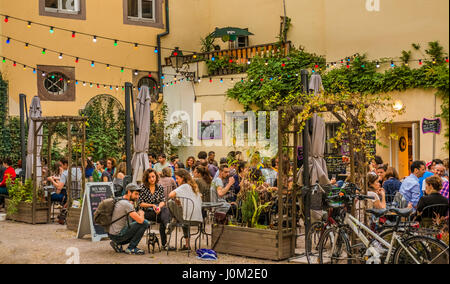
[104,150,278,255]
[1,152,449,255]
[364,156,449,221]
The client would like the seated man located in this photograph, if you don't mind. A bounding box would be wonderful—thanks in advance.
[108,183,149,255]
[210,165,235,215]
[417,176,449,224]
[47,159,69,205]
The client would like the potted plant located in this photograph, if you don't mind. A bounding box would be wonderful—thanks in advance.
[212,166,293,261]
[66,198,83,232]
[5,178,49,224]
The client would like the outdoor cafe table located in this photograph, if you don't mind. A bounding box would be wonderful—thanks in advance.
[200,202,223,239]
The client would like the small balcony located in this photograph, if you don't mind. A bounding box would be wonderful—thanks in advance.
[165,42,291,77]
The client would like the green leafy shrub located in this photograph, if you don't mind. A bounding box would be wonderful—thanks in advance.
[5,178,33,216]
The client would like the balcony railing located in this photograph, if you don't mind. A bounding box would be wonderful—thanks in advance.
[165,41,291,76]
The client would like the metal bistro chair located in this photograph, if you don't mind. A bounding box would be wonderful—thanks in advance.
[166,197,202,257]
[415,203,449,229]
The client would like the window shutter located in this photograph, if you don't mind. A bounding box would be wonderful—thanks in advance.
[74,0,80,12]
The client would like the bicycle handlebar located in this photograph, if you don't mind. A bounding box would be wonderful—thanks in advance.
[326,193,375,201]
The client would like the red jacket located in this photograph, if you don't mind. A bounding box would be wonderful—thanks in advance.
[0,167,16,187]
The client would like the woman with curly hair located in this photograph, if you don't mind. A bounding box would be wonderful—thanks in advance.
[138,168,170,249]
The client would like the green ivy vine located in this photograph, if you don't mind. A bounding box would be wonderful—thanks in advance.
[226,41,449,149]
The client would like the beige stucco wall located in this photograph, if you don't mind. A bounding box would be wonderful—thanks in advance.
[163,0,449,63]
[375,89,448,166]
[1,0,448,163]
[1,0,165,117]
[162,0,449,163]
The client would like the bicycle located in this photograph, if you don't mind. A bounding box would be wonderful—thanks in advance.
[304,183,352,264]
[317,190,449,264]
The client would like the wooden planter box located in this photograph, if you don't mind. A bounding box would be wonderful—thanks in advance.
[5,199,50,224]
[211,225,295,261]
[66,207,82,232]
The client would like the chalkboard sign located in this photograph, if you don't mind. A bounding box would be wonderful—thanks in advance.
[325,155,347,175]
[422,118,441,134]
[77,182,114,242]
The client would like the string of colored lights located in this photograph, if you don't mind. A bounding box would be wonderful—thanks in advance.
[5,13,446,67]
[0,54,184,91]
[1,33,168,76]
[1,13,198,55]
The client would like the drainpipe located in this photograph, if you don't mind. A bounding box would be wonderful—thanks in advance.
[157,0,170,94]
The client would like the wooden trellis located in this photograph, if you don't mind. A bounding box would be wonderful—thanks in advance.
[30,116,87,224]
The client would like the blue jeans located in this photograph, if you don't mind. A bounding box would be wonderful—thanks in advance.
[109,221,149,249]
[0,186,7,195]
[0,186,7,205]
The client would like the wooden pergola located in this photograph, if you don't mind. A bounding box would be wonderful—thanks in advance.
[30,116,87,224]
[276,102,368,259]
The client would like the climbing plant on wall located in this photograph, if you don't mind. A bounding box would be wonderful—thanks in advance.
[227,46,326,110]
[0,74,22,163]
[82,95,126,161]
[227,41,449,150]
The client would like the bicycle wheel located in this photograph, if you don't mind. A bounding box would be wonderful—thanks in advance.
[306,222,325,264]
[318,227,353,264]
[393,236,449,264]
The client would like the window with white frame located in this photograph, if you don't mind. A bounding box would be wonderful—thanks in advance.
[45,0,80,13]
[128,0,155,21]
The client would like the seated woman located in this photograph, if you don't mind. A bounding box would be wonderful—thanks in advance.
[113,162,126,197]
[159,167,177,201]
[382,167,402,204]
[168,169,203,251]
[85,159,95,182]
[367,172,386,210]
[138,168,170,249]
[193,165,212,202]
[417,176,449,226]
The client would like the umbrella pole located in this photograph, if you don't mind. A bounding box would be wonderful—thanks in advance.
[300,70,311,236]
[81,121,86,198]
[20,94,26,183]
[32,120,37,225]
[67,120,72,207]
[47,127,52,224]
[125,83,133,183]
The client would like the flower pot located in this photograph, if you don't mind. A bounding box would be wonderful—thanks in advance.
[211,224,294,261]
[5,199,50,224]
[66,207,82,232]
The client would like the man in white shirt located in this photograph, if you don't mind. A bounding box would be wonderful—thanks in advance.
[211,165,235,214]
[153,154,173,175]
